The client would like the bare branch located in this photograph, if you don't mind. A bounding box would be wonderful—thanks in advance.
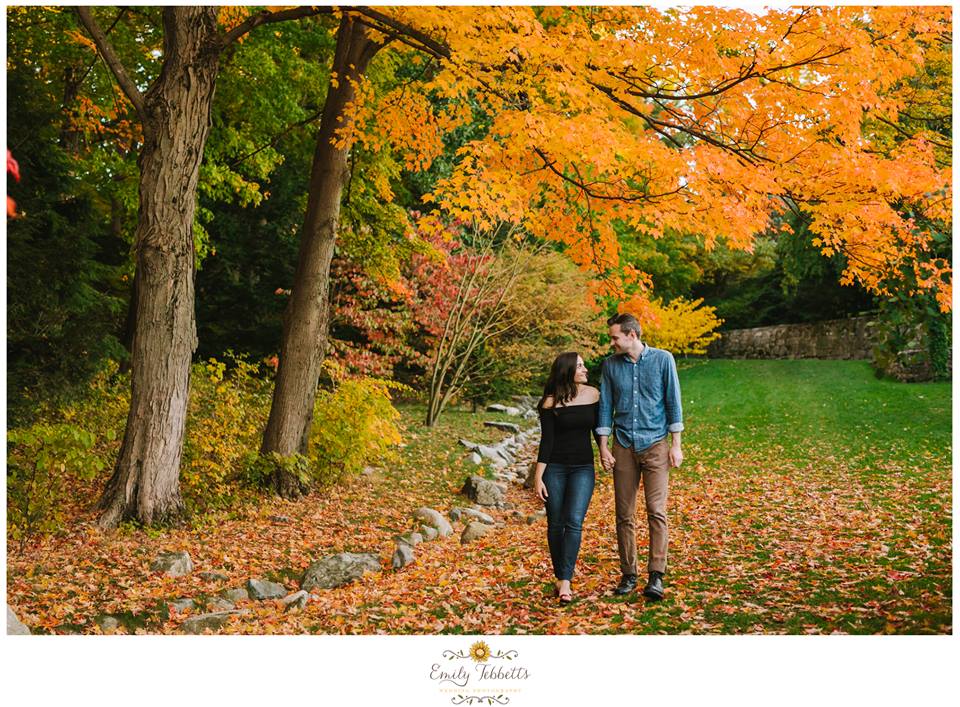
[75,6,146,121]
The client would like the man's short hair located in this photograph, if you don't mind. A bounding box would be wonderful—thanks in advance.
[607,312,642,337]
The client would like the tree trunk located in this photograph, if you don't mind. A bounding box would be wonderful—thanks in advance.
[97,8,220,528]
[260,15,380,498]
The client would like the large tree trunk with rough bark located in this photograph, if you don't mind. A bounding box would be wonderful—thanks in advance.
[260,15,380,498]
[97,8,220,528]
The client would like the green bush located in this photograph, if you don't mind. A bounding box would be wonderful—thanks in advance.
[307,368,407,488]
[180,354,272,511]
[7,423,106,548]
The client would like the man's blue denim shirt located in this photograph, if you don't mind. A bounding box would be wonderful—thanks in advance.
[596,345,684,452]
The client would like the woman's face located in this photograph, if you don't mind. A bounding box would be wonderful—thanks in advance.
[573,357,588,384]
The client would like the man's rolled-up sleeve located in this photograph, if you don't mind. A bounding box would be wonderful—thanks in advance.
[664,353,684,433]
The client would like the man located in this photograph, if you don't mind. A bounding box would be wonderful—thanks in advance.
[596,312,684,600]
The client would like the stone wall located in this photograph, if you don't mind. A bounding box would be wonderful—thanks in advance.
[707,316,878,360]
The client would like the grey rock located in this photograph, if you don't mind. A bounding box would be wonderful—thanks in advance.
[168,597,197,613]
[484,421,521,433]
[526,510,547,525]
[504,406,522,416]
[246,578,288,600]
[412,507,454,537]
[180,610,248,634]
[301,552,381,591]
[392,543,415,569]
[486,404,509,413]
[455,507,495,524]
[269,515,292,523]
[448,508,463,522]
[199,571,229,582]
[150,550,193,577]
[461,475,505,507]
[93,614,120,632]
[523,409,538,420]
[461,522,493,543]
[395,531,424,547]
[421,525,439,541]
[469,452,483,465]
[7,606,30,635]
[219,587,249,603]
[206,597,235,612]
[524,461,538,489]
[282,590,310,611]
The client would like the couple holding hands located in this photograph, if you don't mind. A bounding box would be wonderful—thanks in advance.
[533,312,684,603]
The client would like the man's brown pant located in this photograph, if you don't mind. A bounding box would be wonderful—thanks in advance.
[613,438,669,575]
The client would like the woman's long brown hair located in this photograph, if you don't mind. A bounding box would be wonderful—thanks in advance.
[537,351,580,411]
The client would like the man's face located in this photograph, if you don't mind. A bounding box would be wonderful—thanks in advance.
[608,324,637,352]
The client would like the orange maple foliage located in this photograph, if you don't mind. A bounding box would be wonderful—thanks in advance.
[347,6,951,312]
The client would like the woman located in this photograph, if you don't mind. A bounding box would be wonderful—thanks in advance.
[533,351,600,603]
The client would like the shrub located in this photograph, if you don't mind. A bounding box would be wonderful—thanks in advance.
[180,354,271,510]
[7,423,106,548]
[307,367,406,487]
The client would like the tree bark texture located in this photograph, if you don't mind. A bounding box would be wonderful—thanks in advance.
[260,14,380,498]
[97,8,220,528]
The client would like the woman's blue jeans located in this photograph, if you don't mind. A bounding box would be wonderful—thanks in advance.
[542,463,595,581]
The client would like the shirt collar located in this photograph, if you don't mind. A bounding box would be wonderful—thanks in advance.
[619,343,647,363]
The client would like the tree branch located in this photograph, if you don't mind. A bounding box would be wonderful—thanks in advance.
[75,6,146,121]
[220,6,334,47]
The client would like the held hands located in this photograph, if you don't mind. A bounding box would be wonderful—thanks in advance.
[600,448,616,472]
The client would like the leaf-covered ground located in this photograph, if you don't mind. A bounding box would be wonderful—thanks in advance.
[6,361,951,634]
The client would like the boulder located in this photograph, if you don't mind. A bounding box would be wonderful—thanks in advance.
[282,590,310,611]
[392,543,415,569]
[526,510,546,524]
[486,404,509,413]
[198,571,229,582]
[484,421,520,433]
[168,597,197,613]
[150,550,193,577]
[219,587,249,603]
[421,525,439,541]
[205,597,235,612]
[246,578,288,600]
[461,522,492,543]
[524,461,538,489]
[455,507,495,524]
[469,452,483,465]
[412,507,454,537]
[300,552,381,591]
[395,531,424,547]
[6,606,30,635]
[461,475,505,507]
[93,614,120,632]
[180,610,248,634]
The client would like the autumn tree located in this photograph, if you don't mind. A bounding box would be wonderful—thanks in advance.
[74,5,332,527]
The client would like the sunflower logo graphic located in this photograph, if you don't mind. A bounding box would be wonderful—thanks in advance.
[469,640,491,663]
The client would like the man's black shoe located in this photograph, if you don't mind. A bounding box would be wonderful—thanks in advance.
[643,571,664,601]
[613,574,638,596]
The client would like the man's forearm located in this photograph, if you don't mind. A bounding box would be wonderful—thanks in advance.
[670,431,682,448]
[599,434,610,451]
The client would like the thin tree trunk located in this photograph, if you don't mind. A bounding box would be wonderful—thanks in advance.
[97,8,220,528]
[260,15,380,498]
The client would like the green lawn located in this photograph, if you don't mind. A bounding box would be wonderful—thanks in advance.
[678,359,951,467]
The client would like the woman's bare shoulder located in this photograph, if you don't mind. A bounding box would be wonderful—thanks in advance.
[541,396,555,409]
[584,386,600,402]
